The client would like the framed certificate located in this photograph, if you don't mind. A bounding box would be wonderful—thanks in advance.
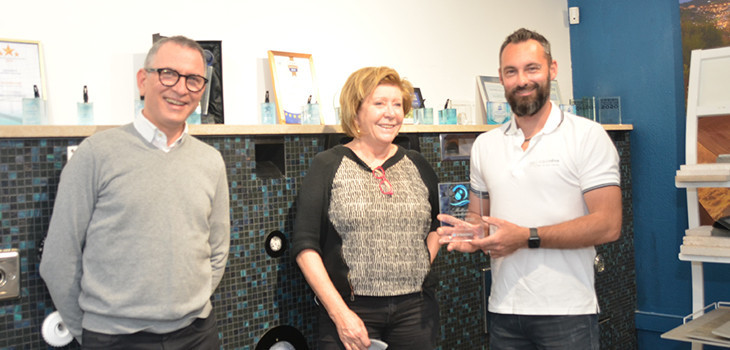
[0,39,46,125]
[549,80,562,104]
[477,76,505,103]
[475,76,504,124]
[267,51,321,124]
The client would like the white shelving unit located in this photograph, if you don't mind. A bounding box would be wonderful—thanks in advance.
[663,45,730,349]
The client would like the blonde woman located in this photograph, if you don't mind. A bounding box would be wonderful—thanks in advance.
[292,67,441,350]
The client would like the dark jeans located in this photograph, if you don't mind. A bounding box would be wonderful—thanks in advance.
[81,313,219,350]
[488,313,599,350]
[318,291,440,350]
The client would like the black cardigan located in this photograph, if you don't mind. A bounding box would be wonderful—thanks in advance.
[291,145,440,299]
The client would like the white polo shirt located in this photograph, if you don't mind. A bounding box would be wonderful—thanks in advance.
[470,102,620,315]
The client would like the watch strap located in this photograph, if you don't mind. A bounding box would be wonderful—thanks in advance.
[528,227,540,248]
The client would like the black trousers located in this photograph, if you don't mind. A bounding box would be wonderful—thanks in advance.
[318,291,439,350]
[81,313,219,350]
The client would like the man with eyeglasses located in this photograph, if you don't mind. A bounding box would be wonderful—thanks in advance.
[40,36,230,349]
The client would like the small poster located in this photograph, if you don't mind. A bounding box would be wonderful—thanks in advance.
[0,39,45,125]
[268,51,321,124]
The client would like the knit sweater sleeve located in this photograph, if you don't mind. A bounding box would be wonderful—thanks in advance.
[39,136,99,343]
[208,155,230,292]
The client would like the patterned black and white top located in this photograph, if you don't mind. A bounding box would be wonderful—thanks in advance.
[292,145,440,298]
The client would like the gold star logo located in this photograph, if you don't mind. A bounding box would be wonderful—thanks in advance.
[3,45,15,56]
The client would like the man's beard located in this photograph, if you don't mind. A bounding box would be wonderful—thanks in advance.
[506,78,551,117]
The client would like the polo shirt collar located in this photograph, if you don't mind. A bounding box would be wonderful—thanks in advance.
[503,101,563,139]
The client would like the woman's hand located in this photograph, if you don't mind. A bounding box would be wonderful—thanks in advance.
[332,307,371,350]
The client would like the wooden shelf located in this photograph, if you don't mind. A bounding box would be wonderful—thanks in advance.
[0,123,633,138]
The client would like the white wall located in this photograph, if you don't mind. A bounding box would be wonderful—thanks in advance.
[1,0,571,125]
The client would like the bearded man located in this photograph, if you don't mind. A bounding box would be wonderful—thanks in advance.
[437,28,622,350]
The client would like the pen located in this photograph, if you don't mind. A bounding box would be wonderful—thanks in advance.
[33,85,40,99]
[307,95,312,104]
[83,86,89,104]
[444,99,450,109]
[265,91,270,103]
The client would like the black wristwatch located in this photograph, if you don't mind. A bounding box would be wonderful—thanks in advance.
[528,227,541,249]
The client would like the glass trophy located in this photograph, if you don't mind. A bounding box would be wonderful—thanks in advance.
[573,97,596,121]
[559,103,577,115]
[187,105,201,124]
[438,182,485,242]
[77,85,94,125]
[301,103,320,125]
[439,108,457,125]
[261,91,277,124]
[487,101,511,125]
[413,108,424,124]
[77,102,94,125]
[423,108,434,124]
[22,98,47,125]
[597,96,622,124]
[261,102,276,124]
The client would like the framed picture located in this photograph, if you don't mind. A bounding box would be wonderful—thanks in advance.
[0,39,46,125]
[440,133,478,160]
[267,51,321,124]
[412,87,424,109]
[477,76,505,103]
[475,76,504,124]
[450,100,475,125]
[198,40,224,124]
[549,80,562,104]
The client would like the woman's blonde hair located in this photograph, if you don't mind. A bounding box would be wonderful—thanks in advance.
[339,67,413,138]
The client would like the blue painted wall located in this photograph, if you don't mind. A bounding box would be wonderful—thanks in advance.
[568,0,730,348]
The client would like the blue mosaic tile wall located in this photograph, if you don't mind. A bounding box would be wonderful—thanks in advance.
[596,131,637,348]
[0,131,634,350]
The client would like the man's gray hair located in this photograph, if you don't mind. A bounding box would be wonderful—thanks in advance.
[143,35,205,69]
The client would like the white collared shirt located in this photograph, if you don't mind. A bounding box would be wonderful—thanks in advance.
[469,101,620,315]
[133,110,188,152]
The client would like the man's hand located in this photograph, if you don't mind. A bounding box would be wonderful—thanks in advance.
[471,217,528,258]
[435,214,484,253]
[436,214,530,258]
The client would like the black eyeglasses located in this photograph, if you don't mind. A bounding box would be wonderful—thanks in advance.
[372,166,394,196]
[145,68,208,92]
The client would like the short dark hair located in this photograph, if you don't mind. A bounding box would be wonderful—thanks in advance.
[499,28,552,65]
[144,35,205,69]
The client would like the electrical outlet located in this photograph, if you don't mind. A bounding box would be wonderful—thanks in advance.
[67,145,78,161]
[569,7,580,24]
[0,250,20,301]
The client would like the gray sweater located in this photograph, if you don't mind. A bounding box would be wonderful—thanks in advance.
[40,124,230,342]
